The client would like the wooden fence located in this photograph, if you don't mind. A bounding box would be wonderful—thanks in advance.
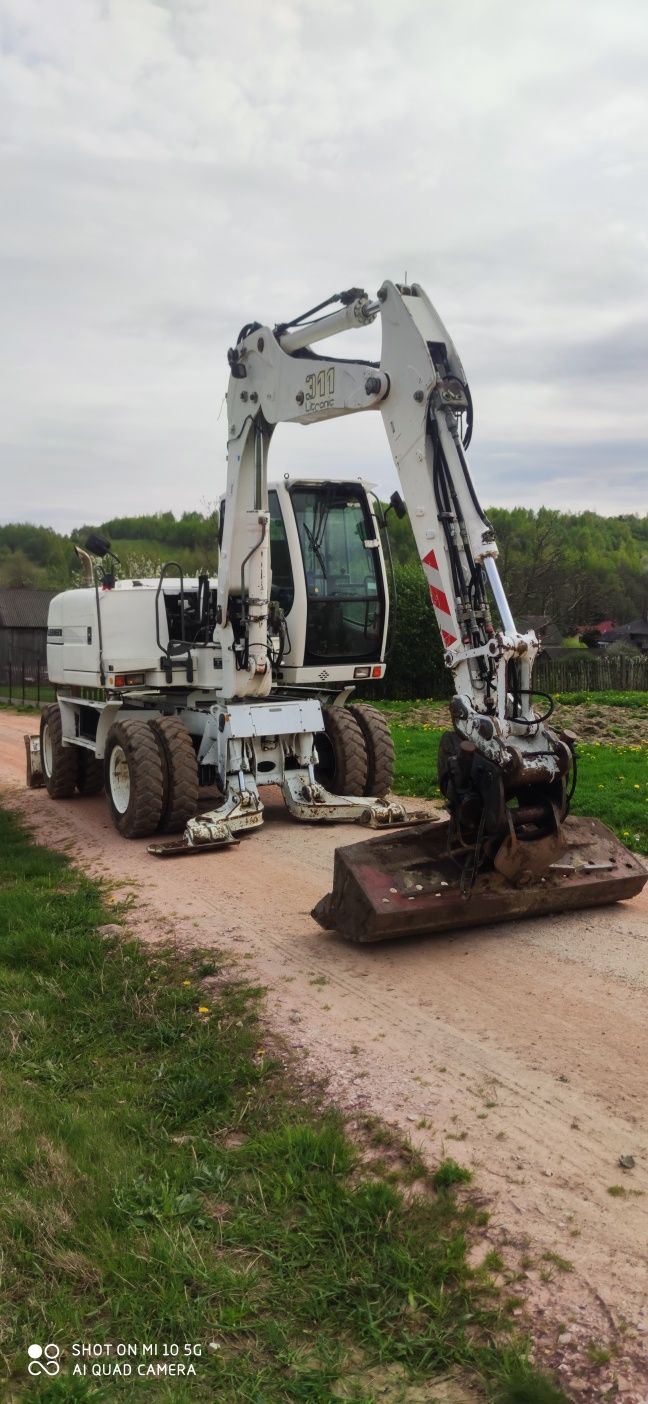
[535,652,648,693]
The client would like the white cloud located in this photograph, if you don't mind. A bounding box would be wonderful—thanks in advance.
[1,0,647,529]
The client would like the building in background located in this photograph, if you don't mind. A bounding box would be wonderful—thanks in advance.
[0,588,56,672]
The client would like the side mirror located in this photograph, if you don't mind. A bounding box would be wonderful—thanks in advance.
[389,491,407,521]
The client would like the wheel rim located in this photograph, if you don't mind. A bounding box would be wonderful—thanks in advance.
[109,744,131,814]
[42,724,54,778]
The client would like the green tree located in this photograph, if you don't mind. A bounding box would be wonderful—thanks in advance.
[0,548,40,588]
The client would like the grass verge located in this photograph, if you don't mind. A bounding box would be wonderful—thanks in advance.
[0,684,56,705]
[551,690,648,709]
[0,806,568,1403]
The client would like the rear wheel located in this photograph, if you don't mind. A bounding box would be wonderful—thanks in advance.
[314,707,368,796]
[76,750,104,796]
[104,719,164,838]
[149,716,199,833]
[40,704,79,799]
[347,704,394,798]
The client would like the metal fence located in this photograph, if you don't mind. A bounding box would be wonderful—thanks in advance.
[0,659,55,707]
[1,649,646,710]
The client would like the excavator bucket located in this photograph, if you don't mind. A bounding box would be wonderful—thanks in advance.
[312,816,647,943]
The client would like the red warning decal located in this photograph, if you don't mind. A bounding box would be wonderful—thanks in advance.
[422,548,439,571]
[441,630,457,647]
[429,584,451,615]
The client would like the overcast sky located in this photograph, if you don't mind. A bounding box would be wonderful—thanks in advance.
[1,0,647,532]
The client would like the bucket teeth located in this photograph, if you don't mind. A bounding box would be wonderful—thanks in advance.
[312,817,647,943]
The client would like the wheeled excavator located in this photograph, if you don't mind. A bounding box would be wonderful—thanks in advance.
[33,474,404,848]
[32,279,647,940]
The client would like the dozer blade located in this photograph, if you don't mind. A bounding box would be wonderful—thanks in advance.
[312,816,647,943]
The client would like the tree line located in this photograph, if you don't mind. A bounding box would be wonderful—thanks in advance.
[0,511,220,588]
[1,505,646,643]
[386,506,647,635]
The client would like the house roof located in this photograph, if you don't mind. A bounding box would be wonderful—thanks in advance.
[577,618,617,634]
[0,588,57,629]
[600,618,648,641]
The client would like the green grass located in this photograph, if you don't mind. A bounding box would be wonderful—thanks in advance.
[569,742,648,853]
[553,690,648,710]
[371,689,648,713]
[432,1160,473,1191]
[0,700,46,715]
[0,807,568,1403]
[391,723,445,802]
[389,725,648,855]
[0,683,56,705]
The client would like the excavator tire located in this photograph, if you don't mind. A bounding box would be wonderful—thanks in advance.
[40,704,79,799]
[104,719,164,839]
[76,750,104,796]
[315,707,368,797]
[149,716,199,833]
[347,704,394,798]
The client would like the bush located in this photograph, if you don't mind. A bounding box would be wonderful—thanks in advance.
[607,639,642,657]
[372,563,453,700]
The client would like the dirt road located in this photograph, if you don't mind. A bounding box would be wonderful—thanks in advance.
[2,710,647,1400]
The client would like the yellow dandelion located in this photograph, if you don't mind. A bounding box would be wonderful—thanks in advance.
[634,784,641,790]
[198,1005,210,1015]
[182,980,191,987]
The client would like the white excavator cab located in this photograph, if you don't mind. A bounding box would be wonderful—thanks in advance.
[46,478,389,697]
[227,477,389,691]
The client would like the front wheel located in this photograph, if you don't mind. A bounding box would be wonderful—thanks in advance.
[104,719,164,838]
[314,708,368,796]
[148,716,199,833]
[346,704,394,798]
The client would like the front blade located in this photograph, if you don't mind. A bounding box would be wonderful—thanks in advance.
[312,816,647,943]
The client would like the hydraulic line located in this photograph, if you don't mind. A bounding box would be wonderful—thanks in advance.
[430,418,467,603]
[462,381,474,450]
[275,287,367,337]
[455,431,491,529]
[431,411,490,643]
[512,690,555,726]
[239,517,268,671]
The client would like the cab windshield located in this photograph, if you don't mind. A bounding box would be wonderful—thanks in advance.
[291,484,384,663]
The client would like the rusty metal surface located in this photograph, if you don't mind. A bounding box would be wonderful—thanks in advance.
[147,833,239,857]
[493,804,567,884]
[312,816,648,943]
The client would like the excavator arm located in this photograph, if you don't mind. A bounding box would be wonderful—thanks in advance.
[219,280,573,879]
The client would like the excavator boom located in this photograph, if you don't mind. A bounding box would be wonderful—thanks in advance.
[266,280,647,938]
